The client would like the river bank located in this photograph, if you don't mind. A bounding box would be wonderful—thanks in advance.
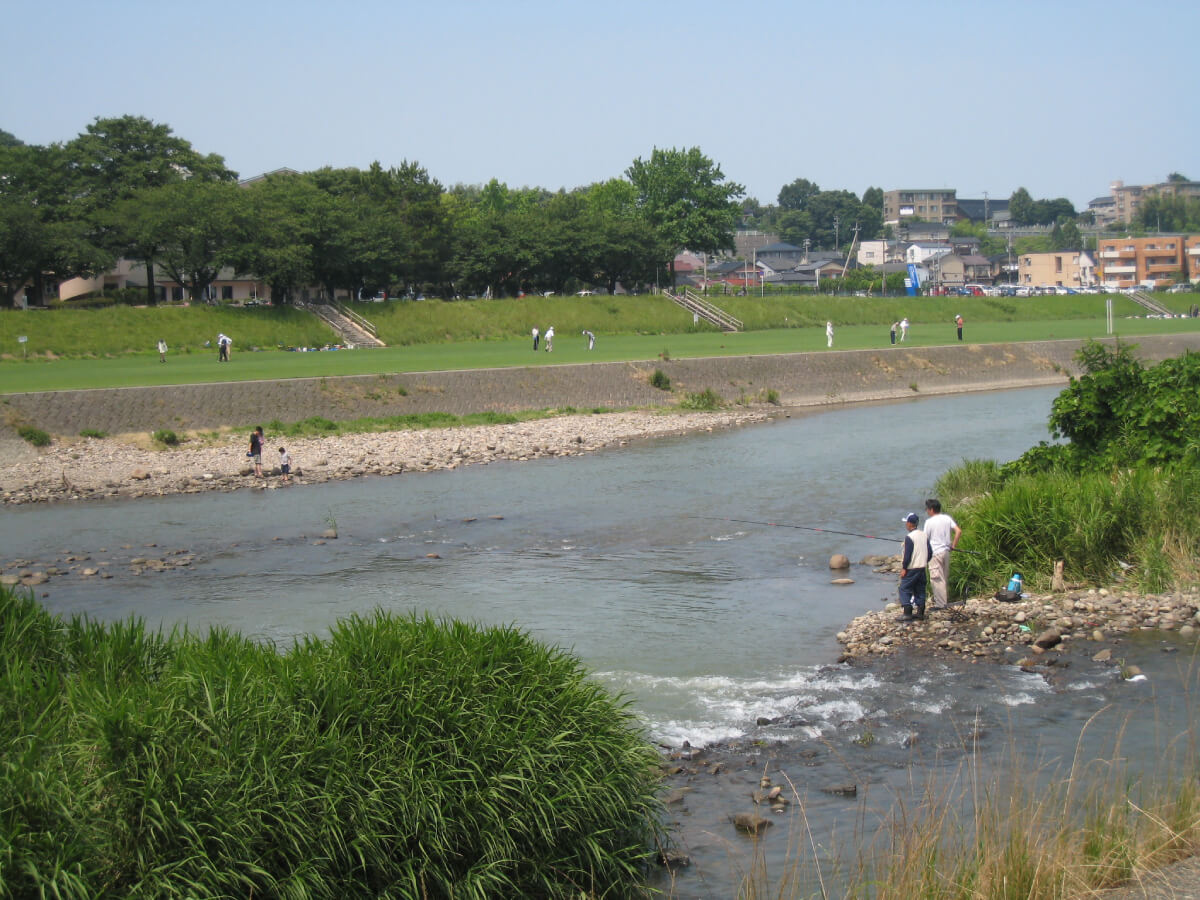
[7,334,1200,508]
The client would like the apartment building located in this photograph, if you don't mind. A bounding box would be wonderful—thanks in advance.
[1018,251,1097,289]
[1095,235,1188,289]
[1100,180,1200,226]
[883,189,958,227]
[1186,236,1200,285]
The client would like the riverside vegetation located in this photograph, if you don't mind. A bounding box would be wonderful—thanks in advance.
[811,341,1200,899]
[0,585,664,898]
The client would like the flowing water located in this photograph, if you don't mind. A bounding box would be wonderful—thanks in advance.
[4,386,1195,897]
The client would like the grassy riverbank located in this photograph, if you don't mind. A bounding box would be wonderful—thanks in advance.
[0,583,664,897]
[4,294,1200,395]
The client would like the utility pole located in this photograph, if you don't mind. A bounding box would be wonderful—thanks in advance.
[833,215,840,253]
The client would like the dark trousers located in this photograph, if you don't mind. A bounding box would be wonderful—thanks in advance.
[900,568,927,611]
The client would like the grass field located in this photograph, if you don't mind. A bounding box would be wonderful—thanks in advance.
[3,295,1200,394]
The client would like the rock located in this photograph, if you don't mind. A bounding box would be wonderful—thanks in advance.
[831,577,855,585]
[732,813,773,834]
[425,553,441,559]
[829,554,850,570]
[130,468,151,480]
[320,529,338,539]
[1092,648,1112,662]
[821,784,857,797]
[1033,627,1062,649]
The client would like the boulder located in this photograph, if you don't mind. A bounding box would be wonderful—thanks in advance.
[732,813,773,834]
[829,554,850,570]
[1033,627,1062,649]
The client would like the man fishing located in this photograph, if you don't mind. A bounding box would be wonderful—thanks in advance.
[924,498,962,612]
[896,513,930,622]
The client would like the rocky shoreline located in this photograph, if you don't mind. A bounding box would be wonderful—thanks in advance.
[0,409,769,506]
[838,553,1199,675]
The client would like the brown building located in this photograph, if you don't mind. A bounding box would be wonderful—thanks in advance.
[1018,252,1098,290]
[1096,235,1190,289]
[883,189,958,227]
[1102,180,1200,226]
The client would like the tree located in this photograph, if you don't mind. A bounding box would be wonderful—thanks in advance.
[626,147,744,286]
[235,172,323,304]
[1009,187,1035,226]
[1167,172,1191,183]
[583,179,664,295]
[68,115,235,304]
[778,178,820,211]
[861,186,884,210]
[0,142,106,306]
[0,129,22,148]
[147,180,249,303]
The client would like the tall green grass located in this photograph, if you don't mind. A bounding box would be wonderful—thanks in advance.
[0,585,664,898]
[935,464,1200,594]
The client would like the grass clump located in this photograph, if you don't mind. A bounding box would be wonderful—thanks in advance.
[151,428,179,446]
[649,368,671,391]
[16,425,50,446]
[679,388,724,411]
[0,584,665,898]
[78,428,107,439]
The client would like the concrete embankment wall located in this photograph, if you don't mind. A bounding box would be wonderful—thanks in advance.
[5,335,1200,436]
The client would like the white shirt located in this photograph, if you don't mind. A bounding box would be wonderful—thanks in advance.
[925,512,958,555]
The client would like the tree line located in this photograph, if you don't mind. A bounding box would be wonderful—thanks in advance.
[0,118,746,307]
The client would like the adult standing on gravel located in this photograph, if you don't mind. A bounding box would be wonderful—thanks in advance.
[248,426,264,477]
[896,513,930,622]
[924,498,962,612]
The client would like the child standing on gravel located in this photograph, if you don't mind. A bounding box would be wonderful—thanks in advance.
[278,447,291,483]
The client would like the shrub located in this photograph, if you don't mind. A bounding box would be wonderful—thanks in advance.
[78,428,107,439]
[649,368,671,391]
[16,425,51,447]
[679,388,724,410]
[0,586,665,898]
[151,428,179,446]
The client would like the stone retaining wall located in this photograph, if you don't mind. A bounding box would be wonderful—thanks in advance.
[5,335,1200,436]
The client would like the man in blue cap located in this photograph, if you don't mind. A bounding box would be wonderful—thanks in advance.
[896,512,930,622]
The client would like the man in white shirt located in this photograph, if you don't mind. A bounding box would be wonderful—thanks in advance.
[924,498,962,612]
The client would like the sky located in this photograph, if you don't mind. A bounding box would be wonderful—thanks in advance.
[4,0,1197,212]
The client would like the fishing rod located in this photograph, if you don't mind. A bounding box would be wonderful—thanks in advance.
[686,515,981,553]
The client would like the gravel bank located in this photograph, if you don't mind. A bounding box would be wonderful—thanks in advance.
[0,409,768,505]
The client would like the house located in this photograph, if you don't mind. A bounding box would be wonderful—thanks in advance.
[1018,251,1098,289]
[754,241,806,269]
[898,221,950,243]
[904,242,953,266]
[938,254,995,288]
[857,239,903,267]
[954,197,1011,228]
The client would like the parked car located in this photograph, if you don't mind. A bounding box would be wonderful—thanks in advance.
[1168,283,1193,293]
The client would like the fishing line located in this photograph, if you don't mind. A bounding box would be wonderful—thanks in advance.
[686,515,980,553]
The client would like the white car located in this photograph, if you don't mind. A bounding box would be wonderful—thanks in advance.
[576,290,595,296]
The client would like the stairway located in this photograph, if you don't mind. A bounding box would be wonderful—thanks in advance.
[305,301,387,348]
[664,289,743,332]
[1126,290,1173,317]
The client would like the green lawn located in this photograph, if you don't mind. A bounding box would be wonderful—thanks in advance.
[4,315,1199,394]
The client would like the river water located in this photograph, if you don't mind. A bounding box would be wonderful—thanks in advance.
[4,386,1195,897]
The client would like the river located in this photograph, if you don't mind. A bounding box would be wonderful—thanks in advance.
[3,385,1194,898]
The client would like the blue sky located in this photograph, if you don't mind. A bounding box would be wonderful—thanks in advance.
[4,0,1196,210]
